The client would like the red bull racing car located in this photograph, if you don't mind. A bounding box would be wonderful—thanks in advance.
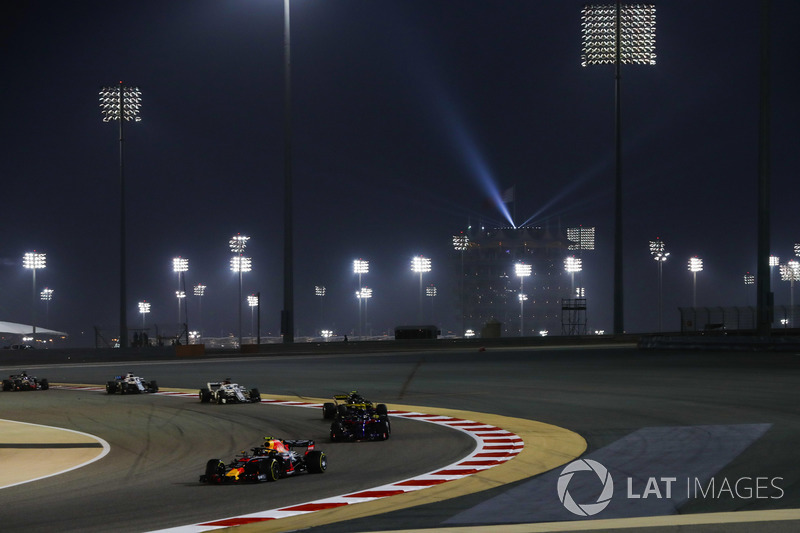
[200,437,327,483]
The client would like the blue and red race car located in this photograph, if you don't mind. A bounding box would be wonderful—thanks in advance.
[200,437,327,483]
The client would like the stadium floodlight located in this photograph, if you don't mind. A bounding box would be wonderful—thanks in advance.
[173,257,189,323]
[649,238,669,331]
[743,272,755,306]
[515,263,532,337]
[453,234,470,336]
[770,255,780,286]
[411,256,432,322]
[564,256,583,295]
[688,256,703,307]
[194,284,206,334]
[229,234,252,349]
[23,251,46,339]
[353,260,369,336]
[581,4,657,67]
[518,293,528,337]
[795,244,800,257]
[356,287,373,337]
[582,3,656,336]
[780,260,800,326]
[248,294,259,336]
[138,301,151,328]
[100,82,142,350]
[567,226,596,251]
[40,287,54,325]
[315,285,326,332]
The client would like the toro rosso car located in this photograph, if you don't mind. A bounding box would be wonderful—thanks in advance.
[199,380,260,404]
[200,437,326,483]
[2,372,49,391]
[327,391,391,442]
[106,372,159,394]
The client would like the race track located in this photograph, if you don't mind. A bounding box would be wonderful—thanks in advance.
[1,345,798,532]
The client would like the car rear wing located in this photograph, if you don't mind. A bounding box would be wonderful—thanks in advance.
[283,439,315,450]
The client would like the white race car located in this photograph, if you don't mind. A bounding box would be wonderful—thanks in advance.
[199,380,261,404]
[106,372,158,394]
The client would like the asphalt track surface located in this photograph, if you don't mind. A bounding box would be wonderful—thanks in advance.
[1,344,799,532]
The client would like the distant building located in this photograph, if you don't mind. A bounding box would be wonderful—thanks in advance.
[452,225,591,337]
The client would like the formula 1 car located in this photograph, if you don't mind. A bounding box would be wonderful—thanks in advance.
[327,391,391,442]
[199,380,260,404]
[200,437,327,483]
[106,372,158,394]
[2,372,49,391]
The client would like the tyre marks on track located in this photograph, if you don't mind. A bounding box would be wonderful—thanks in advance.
[53,386,525,532]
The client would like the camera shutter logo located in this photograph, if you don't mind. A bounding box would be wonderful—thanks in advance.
[557,459,614,516]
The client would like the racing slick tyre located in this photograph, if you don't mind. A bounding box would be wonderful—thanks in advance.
[39,379,49,390]
[261,458,281,482]
[376,420,390,440]
[330,423,342,442]
[199,388,211,403]
[148,381,159,393]
[2,380,12,391]
[337,404,348,417]
[306,451,327,474]
[322,402,336,419]
[376,403,388,416]
[205,459,225,480]
[249,388,261,402]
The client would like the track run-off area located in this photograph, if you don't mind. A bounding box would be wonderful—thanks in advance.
[1,344,799,532]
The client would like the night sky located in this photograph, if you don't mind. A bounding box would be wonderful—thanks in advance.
[2,1,798,346]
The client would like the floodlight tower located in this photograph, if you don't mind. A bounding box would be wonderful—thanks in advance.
[744,272,755,305]
[426,284,437,326]
[356,288,372,337]
[515,262,532,337]
[173,257,189,323]
[353,259,369,337]
[581,3,656,335]
[138,301,151,328]
[649,238,669,332]
[688,256,703,307]
[248,294,259,337]
[229,234,251,348]
[315,285,326,333]
[40,287,54,325]
[780,260,800,326]
[453,234,470,336]
[564,256,583,296]
[100,81,142,349]
[411,256,432,323]
[769,255,780,287]
[194,284,206,334]
[23,252,46,339]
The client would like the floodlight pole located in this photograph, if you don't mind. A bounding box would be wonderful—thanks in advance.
[756,0,772,336]
[100,82,141,349]
[281,0,295,343]
[613,0,624,336]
